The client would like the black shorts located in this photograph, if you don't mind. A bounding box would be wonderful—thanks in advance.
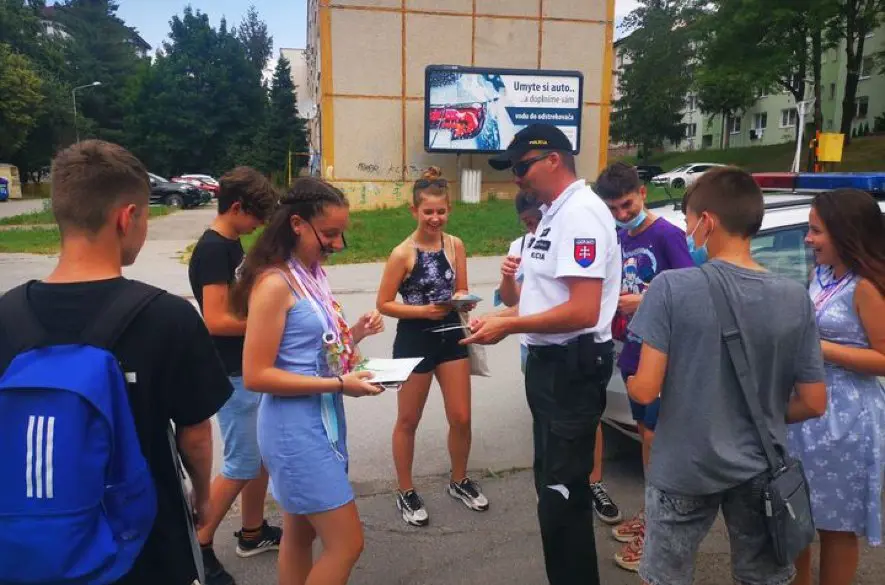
[393,314,469,374]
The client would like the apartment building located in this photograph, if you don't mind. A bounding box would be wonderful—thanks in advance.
[611,24,885,154]
[306,0,615,209]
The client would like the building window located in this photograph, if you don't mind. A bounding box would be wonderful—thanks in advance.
[753,113,768,130]
[856,96,869,119]
[860,56,874,79]
[686,123,697,138]
[830,83,836,100]
[702,134,714,148]
[781,109,798,128]
[728,115,742,134]
[685,95,697,111]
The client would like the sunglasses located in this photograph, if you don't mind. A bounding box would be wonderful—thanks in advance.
[414,178,448,189]
[512,153,552,178]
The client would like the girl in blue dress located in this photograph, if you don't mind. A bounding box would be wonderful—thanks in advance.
[232,177,385,585]
[789,188,885,585]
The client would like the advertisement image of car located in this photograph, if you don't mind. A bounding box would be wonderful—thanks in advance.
[424,65,583,154]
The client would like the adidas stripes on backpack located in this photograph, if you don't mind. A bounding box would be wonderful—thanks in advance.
[0,282,162,585]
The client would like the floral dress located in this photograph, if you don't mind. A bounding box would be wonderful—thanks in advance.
[788,266,885,544]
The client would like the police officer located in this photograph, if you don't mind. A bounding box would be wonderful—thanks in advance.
[463,125,620,585]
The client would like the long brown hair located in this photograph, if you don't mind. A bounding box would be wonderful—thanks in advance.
[230,177,349,317]
[813,188,885,296]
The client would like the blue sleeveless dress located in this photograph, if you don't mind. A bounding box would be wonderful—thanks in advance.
[787,268,885,544]
[257,275,351,515]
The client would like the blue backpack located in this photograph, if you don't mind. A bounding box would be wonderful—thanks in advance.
[0,282,162,584]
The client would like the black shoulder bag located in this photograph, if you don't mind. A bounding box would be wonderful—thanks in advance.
[701,263,816,566]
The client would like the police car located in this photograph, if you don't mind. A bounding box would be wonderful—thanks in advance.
[601,191,885,441]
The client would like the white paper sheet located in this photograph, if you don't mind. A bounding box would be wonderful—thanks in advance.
[357,358,424,384]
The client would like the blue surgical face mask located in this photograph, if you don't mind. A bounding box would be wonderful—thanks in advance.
[686,220,710,266]
[616,208,648,231]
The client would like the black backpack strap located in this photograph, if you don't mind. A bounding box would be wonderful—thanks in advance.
[81,281,164,349]
[0,282,46,354]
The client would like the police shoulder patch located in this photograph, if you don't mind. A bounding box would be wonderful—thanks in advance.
[573,238,596,268]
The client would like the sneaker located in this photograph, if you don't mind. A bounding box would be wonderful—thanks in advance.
[202,545,236,585]
[448,477,489,511]
[396,489,430,526]
[589,482,622,524]
[234,520,282,558]
[612,511,644,543]
[614,528,645,572]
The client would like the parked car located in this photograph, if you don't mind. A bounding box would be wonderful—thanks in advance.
[180,174,219,187]
[635,165,664,182]
[601,191,885,441]
[148,173,209,208]
[650,163,727,189]
[172,175,220,196]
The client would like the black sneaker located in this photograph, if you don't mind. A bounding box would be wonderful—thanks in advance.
[201,545,236,585]
[396,489,429,526]
[447,477,489,511]
[234,520,282,558]
[589,481,622,525]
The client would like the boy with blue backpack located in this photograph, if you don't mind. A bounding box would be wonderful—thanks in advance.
[0,140,233,585]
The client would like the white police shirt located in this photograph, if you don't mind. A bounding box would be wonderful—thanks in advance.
[518,180,621,346]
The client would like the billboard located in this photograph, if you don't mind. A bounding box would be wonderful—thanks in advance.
[424,65,584,154]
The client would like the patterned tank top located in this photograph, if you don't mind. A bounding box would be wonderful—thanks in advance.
[398,235,455,305]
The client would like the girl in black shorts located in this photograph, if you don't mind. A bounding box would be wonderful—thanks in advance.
[376,167,489,526]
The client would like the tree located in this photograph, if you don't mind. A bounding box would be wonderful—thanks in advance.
[694,66,757,149]
[260,56,308,179]
[54,0,148,144]
[828,0,885,143]
[124,7,267,176]
[237,4,273,74]
[696,0,838,148]
[612,1,693,158]
[0,43,44,160]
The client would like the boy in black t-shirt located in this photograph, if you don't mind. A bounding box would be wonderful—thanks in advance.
[188,167,279,585]
[0,141,232,585]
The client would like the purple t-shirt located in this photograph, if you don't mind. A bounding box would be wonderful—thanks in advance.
[616,217,694,374]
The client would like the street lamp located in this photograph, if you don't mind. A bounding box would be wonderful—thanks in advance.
[72,81,102,143]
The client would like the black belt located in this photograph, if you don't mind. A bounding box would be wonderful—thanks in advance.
[527,334,613,360]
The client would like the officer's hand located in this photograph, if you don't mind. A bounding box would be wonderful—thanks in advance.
[461,316,510,345]
[501,255,521,279]
[424,304,451,320]
[617,293,643,315]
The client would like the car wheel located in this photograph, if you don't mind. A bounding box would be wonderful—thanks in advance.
[672,178,686,189]
[166,194,184,208]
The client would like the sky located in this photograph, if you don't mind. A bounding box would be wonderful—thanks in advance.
[118,0,641,55]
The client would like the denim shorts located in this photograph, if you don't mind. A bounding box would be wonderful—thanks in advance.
[216,376,263,481]
[640,478,795,585]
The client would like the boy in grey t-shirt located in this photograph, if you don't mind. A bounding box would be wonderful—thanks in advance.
[626,167,827,585]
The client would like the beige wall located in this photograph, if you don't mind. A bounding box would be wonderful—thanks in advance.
[316,0,615,209]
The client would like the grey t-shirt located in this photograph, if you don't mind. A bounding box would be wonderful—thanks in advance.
[630,260,825,496]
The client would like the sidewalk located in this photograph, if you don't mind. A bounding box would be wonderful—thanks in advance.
[210,462,885,585]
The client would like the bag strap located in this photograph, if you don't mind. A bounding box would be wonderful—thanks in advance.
[0,283,46,354]
[701,263,784,472]
[81,281,164,349]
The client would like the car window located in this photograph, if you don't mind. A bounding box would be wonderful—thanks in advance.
[693,165,711,172]
[751,224,813,285]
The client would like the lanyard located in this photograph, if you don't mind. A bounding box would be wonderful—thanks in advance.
[812,265,854,314]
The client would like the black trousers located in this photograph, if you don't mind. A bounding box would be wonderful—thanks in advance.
[525,335,614,585]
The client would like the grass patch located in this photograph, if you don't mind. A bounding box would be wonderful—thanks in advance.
[242,199,528,265]
[0,227,60,254]
[618,134,885,173]
[0,205,174,226]
[0,206,176,254]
